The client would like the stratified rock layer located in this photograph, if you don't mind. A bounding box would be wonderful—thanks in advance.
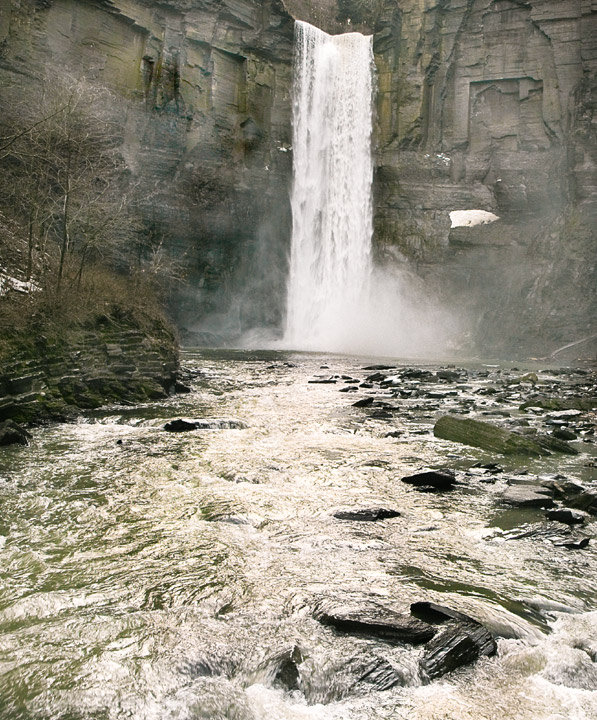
[0,318,178,424]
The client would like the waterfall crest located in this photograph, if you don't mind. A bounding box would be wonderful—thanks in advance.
[283,21,374,353]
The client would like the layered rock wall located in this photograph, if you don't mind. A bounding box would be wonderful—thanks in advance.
[1,0,295,337]
[0,319,178,424]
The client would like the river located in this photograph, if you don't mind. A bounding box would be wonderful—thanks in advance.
[1,349,596,720]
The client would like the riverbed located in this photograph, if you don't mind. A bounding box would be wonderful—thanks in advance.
[1,349,596,720]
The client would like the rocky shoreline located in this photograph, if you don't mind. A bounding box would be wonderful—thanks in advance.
[0,316,181,437]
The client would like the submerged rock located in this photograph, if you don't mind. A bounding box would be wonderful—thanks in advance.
[434,415,577,456]
[400,469,456,490]
[553,537,590,550]
[333,508,401,521]
[352,397,375,407]
[164,418,247,432]
[0,419,31,446]
[315,601,436,645]
[271,646,303,691]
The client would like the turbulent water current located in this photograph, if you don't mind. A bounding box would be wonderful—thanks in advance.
[1,350,596,720]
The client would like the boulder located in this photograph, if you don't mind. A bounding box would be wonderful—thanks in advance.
[552,427,577,441]
[546,508,587,524]
[0,419,31,446]
[434,415,577,456]
[333,508,401,521]
[315,601,436,644]
[401,469,456,490]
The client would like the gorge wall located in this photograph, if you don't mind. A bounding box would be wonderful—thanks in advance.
[1,0,595,358]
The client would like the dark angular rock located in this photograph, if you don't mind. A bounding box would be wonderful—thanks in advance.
[333,508,401,521]
[352,397,374,407]
[308,378,337,384]
[551,481,597,516]
[174,381,192,394]
[365,372,387,382]
[0,419,31,446]
[354,655,408,691]
[401,469,456,490]
[420,621,497,680]
[410,601,497,680]
[546,508,587,524]
[316,602,436,645]
[436,370,462,382]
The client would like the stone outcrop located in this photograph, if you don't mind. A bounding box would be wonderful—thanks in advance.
[0,0,594,356]
[0,318,178,424]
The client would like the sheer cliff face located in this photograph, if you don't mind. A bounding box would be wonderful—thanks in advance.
[1,0,595,355]
[370,0,596,356]
[0,0,295,334]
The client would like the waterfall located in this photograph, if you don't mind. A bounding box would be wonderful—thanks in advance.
[283,20,375,353]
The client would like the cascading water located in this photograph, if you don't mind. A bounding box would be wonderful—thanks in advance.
[284,21,375,353]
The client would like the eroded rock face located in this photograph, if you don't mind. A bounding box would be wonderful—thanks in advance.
[0,0,295,339]
[370,0,596,357]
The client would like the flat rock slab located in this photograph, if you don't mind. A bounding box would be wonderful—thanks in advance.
[164,418,247,432]
[553,537,590,550]
[501,485,555,508]
[316,602,436,645]
[333,508,401,521]
[434,415,577,456]
[401,469,456,490]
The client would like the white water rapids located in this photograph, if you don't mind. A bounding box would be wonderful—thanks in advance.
[284,21,375,353]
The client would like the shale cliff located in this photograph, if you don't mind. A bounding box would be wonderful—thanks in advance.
[1,0,595,357]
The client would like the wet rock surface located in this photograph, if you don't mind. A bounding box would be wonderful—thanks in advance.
[0,419,31,446]
[333,508,401,522]
[400,469,456,491]
[164,418,247,432]
[434,415,577,456]
[315,601,436,645]
[410,601,497,680]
